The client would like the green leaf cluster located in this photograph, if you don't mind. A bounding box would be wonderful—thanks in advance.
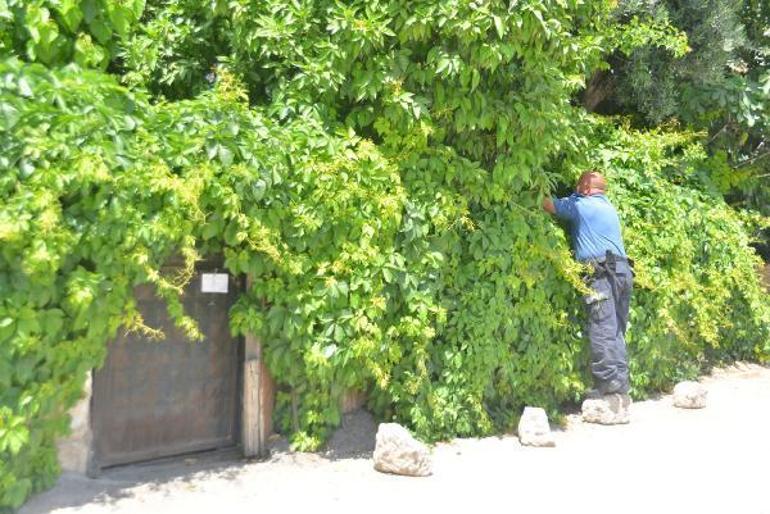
[1,1,769,510]
[1,0,145,68]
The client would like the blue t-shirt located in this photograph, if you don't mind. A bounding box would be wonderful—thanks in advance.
[552,193,627,262]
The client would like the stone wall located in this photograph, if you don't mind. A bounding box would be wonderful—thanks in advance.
[56,373,93,474]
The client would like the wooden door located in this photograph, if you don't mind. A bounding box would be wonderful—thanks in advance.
[92,264,242,468]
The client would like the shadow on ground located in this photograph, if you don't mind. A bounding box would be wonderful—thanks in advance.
[20,410,378,514]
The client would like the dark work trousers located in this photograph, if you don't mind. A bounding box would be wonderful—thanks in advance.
[583,256,633,390]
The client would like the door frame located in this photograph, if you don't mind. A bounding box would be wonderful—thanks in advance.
[86,262,254,475]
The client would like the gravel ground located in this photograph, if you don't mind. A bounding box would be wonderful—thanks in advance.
[20,362,770,514]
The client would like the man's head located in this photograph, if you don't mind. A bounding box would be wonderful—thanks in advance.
[576,170,607,196]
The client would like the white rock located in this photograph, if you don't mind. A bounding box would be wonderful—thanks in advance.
[372,423,432,477]
[582,394,632,425]
[517,407,555,447]
[672,381,707,409]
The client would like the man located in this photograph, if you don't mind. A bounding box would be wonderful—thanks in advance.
[543,171,633,398]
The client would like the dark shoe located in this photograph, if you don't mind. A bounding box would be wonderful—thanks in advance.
[583,388,604,400]
[603,378,629,395]
[584,379,629,400]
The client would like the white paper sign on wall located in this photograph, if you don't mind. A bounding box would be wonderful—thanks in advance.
[201,273,229,293]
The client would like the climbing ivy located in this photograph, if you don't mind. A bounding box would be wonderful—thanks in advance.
[0,0,145,68]
[1,1,769,510]
[0,59,406,508]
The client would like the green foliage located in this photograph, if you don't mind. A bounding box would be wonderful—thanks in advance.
[121,0,228,99]
[705,0,770,217]
[0,59,202,509]
[612,0,749,124]
[2,0,770,510]
[604,1,770,220]
[1,0,146,68]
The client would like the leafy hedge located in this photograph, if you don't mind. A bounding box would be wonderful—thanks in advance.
[1,0,769,510]
[589,125,770,390]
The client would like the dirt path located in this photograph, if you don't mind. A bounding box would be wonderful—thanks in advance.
[21,362,770,514]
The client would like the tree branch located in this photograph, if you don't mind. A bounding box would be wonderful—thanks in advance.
[737,148,770,169]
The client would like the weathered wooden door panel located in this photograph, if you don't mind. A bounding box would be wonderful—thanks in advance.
[92,267,241,468]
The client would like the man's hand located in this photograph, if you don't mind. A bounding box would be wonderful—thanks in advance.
[542,197,556,215]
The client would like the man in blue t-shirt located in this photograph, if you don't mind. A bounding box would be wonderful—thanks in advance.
[543,171,633,398]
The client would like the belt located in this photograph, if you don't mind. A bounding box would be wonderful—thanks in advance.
[585,252,629,266]
[587,251,632,279]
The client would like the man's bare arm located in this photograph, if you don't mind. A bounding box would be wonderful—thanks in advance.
[542,197,556,215]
